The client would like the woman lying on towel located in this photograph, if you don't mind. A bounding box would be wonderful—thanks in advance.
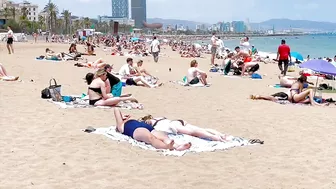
[85,68,137,106]
[75,58,106,69]
[114,108,191,151]
[0,63,19,81]
[139,115,228,142]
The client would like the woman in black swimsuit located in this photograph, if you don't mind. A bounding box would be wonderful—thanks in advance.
[85,68,138,106]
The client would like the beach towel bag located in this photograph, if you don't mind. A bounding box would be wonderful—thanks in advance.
[112,81,123,97]
[41,78,62,101]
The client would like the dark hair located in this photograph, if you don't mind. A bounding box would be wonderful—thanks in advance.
[218,37,221,39]
[246,37,249,40]
[8,25,11,28]
[281,39,286,44]
[235,46,240,50]
[298,75,307,83]
[85,73,94,85]
[126,58,133,63]
[153,36,157,39]
[45,48,50,52]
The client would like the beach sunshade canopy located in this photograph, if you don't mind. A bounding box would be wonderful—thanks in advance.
[291,52,303,61]
[299,59,336,75]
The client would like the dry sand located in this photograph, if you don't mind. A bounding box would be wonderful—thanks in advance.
[1,42,336,189]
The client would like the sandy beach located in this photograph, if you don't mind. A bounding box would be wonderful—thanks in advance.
[1,42,336,189]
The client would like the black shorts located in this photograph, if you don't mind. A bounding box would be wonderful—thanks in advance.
[125,78,137,86]
[7,37,13,44]
[278,59,289,65]
[189,77,200,85]
[271,92,288,100]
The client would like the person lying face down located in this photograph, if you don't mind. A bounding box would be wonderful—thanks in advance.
[138,115,228,142]
[113,108,191,151]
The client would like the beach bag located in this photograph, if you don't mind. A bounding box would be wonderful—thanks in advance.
[41,78,62,101]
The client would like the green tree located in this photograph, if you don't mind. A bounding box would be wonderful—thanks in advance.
[61,10,71,34]
[38,15,46,30]
[20,7,28,19]
[43,2,59,32]
[83,17,91,28]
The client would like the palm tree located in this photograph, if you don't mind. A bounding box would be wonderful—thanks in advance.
[83,17,91,28]
[61,10,71,34]
[20,7,28,19]
[3,8,11,20]
[10,7,16,20]
[43,2,59,32]
[38,15,46,30]
[56,18,63,33]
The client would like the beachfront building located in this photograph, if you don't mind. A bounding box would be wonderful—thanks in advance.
[97,15,135,26]
[232,21,246,33]
[131,0,146,28]
[0,0,38,24]
[112,0,129,18]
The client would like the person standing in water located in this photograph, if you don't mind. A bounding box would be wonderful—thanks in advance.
[277,39,291,76]
[6,26,14,54]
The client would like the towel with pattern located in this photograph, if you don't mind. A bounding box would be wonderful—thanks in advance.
[47,97,144,110]
[85,126,262,156]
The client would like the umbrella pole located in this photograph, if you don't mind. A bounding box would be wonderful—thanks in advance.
[313,76,319,97]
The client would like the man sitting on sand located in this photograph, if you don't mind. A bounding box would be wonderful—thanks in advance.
[187,60,208,85]
[119,58,162,88]
[0,63,19,81]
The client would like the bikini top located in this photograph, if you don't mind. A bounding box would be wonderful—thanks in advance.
[88,87,102,94]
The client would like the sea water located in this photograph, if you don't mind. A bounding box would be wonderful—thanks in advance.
[201,35,336,59]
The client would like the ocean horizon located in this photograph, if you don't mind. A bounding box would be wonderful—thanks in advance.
[218,35,336,59]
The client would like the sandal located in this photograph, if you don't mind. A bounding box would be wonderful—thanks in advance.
[249,139,264,144]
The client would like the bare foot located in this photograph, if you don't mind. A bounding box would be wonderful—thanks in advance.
[130,98,138,103]
[167,140,175,150]
[175,142,192,151]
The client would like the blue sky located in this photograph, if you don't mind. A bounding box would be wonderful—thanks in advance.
[33,0,333,23]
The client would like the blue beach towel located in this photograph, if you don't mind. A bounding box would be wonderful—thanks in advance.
[251,73,262,79]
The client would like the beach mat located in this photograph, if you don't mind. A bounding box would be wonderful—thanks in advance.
[47,97,144,110]
[169,80,211,87]
[268,84,287,88]
[86,126,260,156]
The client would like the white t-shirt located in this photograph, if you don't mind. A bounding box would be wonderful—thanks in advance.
[240,41,250,53]
[118,64,131,77]
[187,67,202,82]
[217,39,224,49]
[7,30,13,38]
[150,39,160,52]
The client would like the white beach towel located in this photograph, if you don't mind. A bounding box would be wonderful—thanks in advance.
[170,80,211,87]
[47,97,144,110]
[89,126,253,156]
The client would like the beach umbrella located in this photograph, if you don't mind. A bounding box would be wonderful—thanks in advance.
[299,59,336,94]
[291,52,303,61]
[299,59,336,75]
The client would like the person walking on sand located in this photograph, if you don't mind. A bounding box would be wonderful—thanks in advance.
[150,36,160,63]
[6,26,14,54]
[276,39,291,76]
[210,32,217,66]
